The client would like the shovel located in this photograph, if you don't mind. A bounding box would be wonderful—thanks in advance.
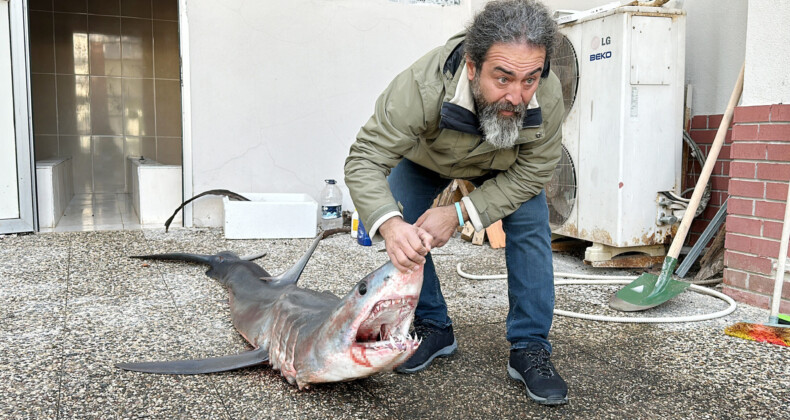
[609,63,745,312]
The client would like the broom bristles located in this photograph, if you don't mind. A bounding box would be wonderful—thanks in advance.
[725,322,790,347]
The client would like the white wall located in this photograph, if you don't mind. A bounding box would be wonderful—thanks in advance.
[682,0,747,115]
[185,0,472,226]
[743,0,790,106]
[183,0,758,227]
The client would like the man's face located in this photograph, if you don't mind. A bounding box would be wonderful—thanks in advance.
[467,42,546,149]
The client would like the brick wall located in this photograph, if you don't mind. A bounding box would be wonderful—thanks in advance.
[686,114,733,246]
[724,104,790,312]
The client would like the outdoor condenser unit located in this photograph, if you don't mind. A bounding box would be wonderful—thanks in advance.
[547,5,686,263]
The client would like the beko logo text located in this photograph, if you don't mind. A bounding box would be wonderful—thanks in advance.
[590,51,612,61]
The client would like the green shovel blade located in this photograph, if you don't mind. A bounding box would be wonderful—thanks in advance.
[609,257,691,312]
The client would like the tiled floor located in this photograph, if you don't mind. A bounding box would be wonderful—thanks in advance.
[41,193,142,232]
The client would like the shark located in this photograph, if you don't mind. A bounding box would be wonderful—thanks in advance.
[116,234,423,389]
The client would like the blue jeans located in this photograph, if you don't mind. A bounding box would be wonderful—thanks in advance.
[388,159,555,352]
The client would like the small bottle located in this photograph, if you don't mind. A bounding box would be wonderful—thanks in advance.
[351,209,359,239]
[356,220,372,246]
[320,179,343,230]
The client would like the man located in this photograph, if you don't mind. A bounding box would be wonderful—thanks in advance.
[344,0,567,405]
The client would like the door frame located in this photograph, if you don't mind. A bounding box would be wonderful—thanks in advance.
[0,0,36,234]
[178,0,193,227]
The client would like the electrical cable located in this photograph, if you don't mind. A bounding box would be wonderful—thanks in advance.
[456,263,737,323]
[658,131,712,220]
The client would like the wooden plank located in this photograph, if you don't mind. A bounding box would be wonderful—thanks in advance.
[471,229,486,245]
[694,222,726,281]
[433,180,457,207]
[486,220,506,249]
[460,222,475,241]
[457,179,470,196]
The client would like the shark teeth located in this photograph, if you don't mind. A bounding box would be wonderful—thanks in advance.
[368,298,417,317]
[362,332,419,351]
[355,296,419,344]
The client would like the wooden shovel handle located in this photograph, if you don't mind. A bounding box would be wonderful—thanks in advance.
[667,63,745,259]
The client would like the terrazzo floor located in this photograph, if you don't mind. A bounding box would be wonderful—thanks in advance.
[1,228,788,419]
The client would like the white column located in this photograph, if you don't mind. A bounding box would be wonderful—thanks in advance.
[0,0,20,220]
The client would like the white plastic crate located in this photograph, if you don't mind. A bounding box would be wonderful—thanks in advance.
[222,193,318,239]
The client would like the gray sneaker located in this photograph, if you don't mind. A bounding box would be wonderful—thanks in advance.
[508,348,568,405]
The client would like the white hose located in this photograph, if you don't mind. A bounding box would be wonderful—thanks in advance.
[456,263,737,323]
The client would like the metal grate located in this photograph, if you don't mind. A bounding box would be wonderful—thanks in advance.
[552,33,579,120]
[546,145,577,229]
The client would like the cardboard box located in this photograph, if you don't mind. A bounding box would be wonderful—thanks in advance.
[223,193,318,239]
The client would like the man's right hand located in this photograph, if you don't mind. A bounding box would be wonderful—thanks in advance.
[379,217,433,273]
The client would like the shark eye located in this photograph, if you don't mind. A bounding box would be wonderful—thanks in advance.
[358,282,367,295]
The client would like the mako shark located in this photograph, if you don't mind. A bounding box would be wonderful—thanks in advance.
[116,234,423,389]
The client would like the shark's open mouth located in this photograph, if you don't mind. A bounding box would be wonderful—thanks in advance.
[355,297,420,350]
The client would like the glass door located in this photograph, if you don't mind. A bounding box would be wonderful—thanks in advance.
[0,0,35,234]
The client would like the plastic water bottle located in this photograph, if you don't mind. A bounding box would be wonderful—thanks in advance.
[320,179,343,230]
[351,209,359,239]
[357,220,372,246]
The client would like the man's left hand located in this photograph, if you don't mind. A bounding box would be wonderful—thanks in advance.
[415,205,460,248]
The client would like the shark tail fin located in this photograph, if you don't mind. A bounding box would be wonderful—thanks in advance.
[116,347,269,375]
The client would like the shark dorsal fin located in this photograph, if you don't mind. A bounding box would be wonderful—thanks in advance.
[260,233,323,286]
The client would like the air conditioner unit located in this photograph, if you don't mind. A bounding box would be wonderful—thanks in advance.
[546,5,686,264]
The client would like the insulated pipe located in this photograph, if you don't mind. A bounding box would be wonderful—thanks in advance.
[456,263,737,323]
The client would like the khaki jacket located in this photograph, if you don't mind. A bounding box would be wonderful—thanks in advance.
[345,31,564,238]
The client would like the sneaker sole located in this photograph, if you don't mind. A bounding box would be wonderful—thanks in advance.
[394,339,458,374]
[507,364,568,406]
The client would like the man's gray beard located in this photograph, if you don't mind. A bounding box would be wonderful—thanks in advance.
[471,76,527,149]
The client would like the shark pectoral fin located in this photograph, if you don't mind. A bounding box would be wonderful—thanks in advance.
[115,347,269,375]
[262,233,323,285]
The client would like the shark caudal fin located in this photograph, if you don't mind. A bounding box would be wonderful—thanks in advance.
[261,233,323,286]
[116,347,269,374]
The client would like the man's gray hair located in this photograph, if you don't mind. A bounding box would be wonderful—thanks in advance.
[465,0,557,71]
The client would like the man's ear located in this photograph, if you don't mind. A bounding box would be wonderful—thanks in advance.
[465,57,476,81]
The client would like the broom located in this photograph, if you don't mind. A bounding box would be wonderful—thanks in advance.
[724,178,790,347]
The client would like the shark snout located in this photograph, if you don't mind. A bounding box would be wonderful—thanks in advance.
[376,262,423,294]
[304,261,424,382]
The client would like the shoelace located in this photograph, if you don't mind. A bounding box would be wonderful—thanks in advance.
[527,348,555,378]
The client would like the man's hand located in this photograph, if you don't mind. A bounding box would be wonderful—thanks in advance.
[379,217,433,273]
[415,205,460,248]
